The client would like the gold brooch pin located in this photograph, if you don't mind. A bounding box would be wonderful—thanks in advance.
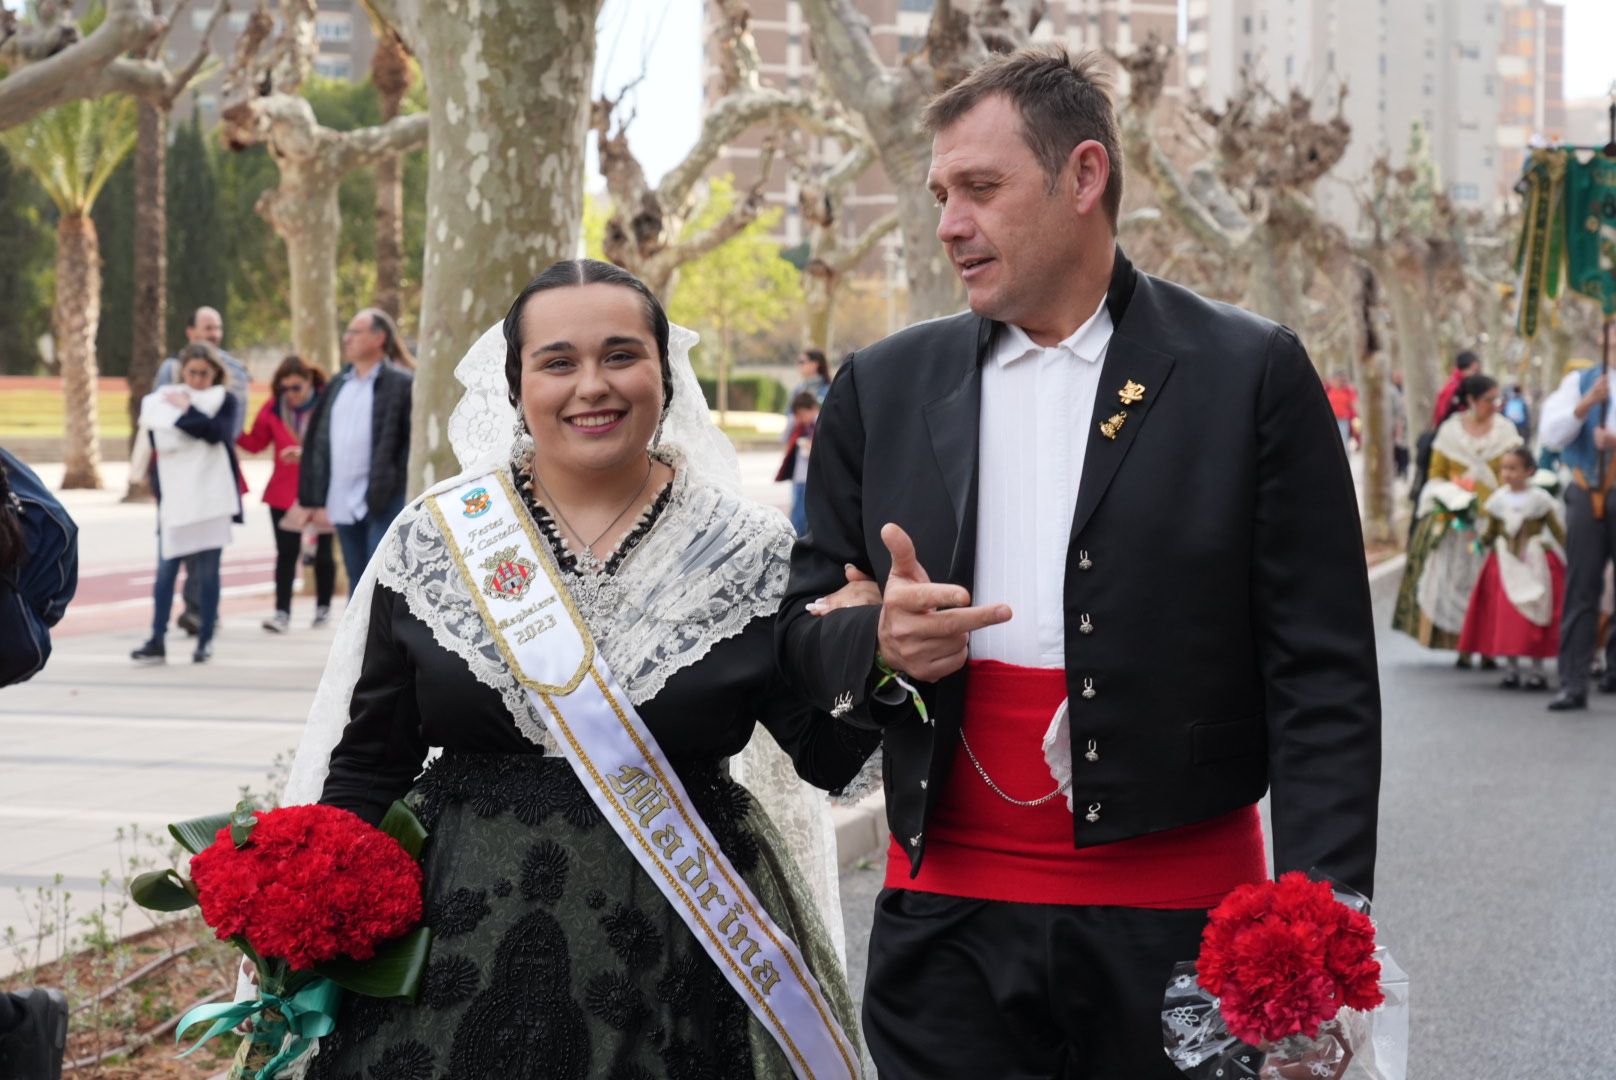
[1118,380,1146,406]
[1100,411,1128,440]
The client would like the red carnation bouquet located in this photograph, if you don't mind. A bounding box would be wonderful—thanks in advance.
[132,799,431,1080]
[1162,872,1409,1080]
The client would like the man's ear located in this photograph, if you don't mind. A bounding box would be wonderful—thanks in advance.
[1067,139,1111,218]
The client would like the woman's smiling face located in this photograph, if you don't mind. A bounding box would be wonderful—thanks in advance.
[517,283,665,479]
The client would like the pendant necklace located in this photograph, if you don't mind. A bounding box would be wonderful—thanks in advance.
[532,456,655,579]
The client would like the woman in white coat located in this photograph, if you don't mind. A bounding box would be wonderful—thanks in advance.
[130,343,243,664]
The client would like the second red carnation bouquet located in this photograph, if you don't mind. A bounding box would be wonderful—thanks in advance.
[131,799,432,1080]
[1161,872,1409,1080]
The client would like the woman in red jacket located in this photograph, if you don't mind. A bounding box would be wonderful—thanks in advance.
[237,356,336,632]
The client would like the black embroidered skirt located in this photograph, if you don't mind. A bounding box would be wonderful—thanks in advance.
[306,752,859,1080]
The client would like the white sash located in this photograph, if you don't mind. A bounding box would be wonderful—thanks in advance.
[427,470,859,1080]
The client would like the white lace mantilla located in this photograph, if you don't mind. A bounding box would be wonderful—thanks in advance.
[377,464,794,748]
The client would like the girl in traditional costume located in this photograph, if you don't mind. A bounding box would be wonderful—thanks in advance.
[1458,447,1566,689]
[289,261,876,1079]
[1394,374,1524,659]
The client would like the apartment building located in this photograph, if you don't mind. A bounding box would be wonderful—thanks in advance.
[1184,0,1565,227]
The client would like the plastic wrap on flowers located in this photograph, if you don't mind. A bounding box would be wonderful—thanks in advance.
[1163,872,1405,1079]
[1163,953,1408,1079]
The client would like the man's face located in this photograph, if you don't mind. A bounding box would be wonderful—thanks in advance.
[187,308,223,347]
[342,313,385,364]
[927,95,1090,333]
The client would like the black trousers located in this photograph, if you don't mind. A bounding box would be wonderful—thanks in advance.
[1557,484,1616,695]
[864,889,1207,1080]
[268,508,335,614]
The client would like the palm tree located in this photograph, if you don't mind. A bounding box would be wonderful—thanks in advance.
[0,95,137,489]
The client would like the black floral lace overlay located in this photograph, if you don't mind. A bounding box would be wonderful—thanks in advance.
[310,753,782,1080]
[418,953,480,1010]
[430,887,492,939]
[369,1039,435,1080]
[520,840,570,905]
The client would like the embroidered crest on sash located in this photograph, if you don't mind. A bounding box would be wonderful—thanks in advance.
[461,487,491,517]
[481,546,537,601]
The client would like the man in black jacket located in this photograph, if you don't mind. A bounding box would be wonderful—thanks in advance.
[299,309,413,593]
[776,47,1380,1079]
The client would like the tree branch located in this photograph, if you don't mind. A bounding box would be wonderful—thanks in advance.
[0,0,163,130]
[827,208,899,274]
[797,0,898,120]
[159,0,230,105]
[660,140,780,271]
[330,111,430,171]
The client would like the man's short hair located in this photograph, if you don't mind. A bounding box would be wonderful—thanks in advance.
[187,306,217,328]
[790,390,821,414]
[1455,349,1480,371]
[921,45,1124,230]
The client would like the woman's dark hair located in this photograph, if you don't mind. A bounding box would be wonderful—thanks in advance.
[177,342,226,386]
[1458,373,1498,405]
[800,348,830,382]
[502,259,672,415]
[1503,446,1536,471]
[271,354,327,393]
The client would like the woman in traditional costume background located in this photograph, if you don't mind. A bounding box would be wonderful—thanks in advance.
[1394,374,1524,660]
[1458,447,1566,689]
[290,260,877,1079]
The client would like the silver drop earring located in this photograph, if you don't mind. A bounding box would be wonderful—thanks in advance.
[511,414,535,470]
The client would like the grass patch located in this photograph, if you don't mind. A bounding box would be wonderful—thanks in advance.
[0,388,133,439]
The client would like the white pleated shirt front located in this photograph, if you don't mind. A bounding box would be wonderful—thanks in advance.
[969,298,1114,668]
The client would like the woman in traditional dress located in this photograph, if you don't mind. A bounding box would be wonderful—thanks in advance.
[1457,447,1566,689]
[1394,373,1523,659]
[293,260,878,1080]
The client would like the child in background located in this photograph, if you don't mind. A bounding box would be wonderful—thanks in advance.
[776,390,820,537]
[1458,447,1566,689]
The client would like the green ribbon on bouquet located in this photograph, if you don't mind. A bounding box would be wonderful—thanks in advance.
[174,978,341,1079]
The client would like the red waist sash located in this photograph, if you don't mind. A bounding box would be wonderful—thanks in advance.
[885,660,1268,909]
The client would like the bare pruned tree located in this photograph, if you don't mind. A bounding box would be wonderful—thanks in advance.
[799,0,1045,320]
[593,0,828,300]
[0,0,171,130]
[218,0,428,372]
[786,101,897,354]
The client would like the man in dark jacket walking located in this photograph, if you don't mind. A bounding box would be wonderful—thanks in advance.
[777,47,1379,1079]
[298,309,413,590]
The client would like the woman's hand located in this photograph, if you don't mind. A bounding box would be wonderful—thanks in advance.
[279,445,303,464]
[162,389,190,409]
[806,564,882,615]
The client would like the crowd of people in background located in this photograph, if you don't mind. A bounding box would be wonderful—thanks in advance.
[1388,346,1616,710]
[119,303,854,659]
[124,305,414,664]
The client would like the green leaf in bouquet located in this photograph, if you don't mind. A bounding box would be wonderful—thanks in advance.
[168,812,235,856]
[310,927,432,1001]
[230,798,260,848]
[377,800,428,860]
[129,868,198,912]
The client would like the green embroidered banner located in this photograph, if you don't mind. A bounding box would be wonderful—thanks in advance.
[1565,155,1616,316]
